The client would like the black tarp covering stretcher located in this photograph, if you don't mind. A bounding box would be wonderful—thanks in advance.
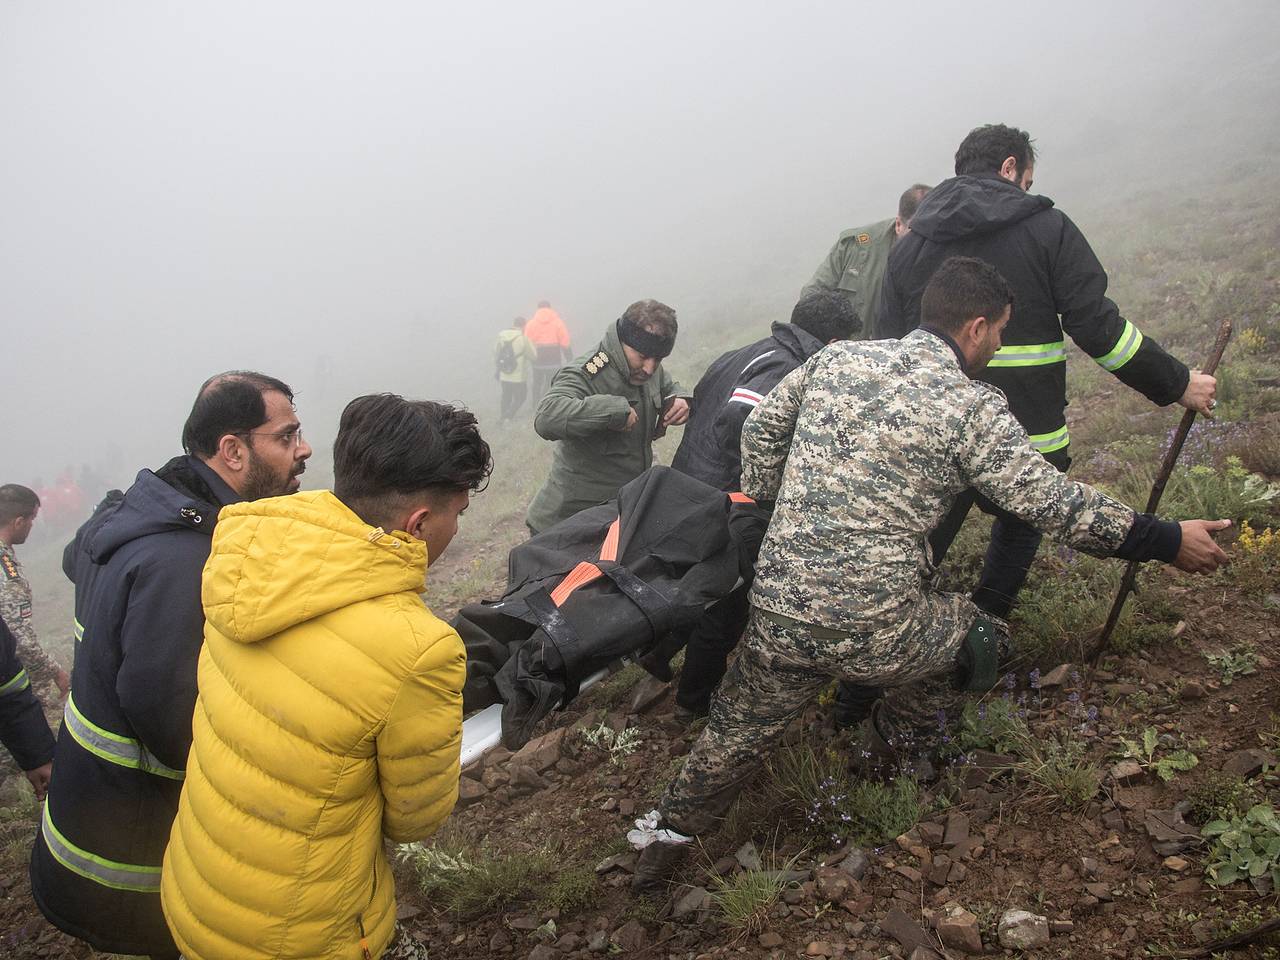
[454,466,748,748]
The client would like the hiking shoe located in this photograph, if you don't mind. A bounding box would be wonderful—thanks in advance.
[672,702,709,726]
[631,840,691,894]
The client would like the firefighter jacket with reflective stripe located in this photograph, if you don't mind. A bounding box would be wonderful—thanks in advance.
[879,174,1190,459]
[31,457,238,957]
[162,490,466,960]
[671,322,826,491]
[0,617,54,772]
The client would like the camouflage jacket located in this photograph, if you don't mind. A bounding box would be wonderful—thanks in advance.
[741,329,1138,631]
[0,540,61,689]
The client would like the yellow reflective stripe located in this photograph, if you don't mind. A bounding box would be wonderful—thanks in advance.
[987,341,1066,368]
[1028,426,1070,453]
[73,618,84,641]
[1096,320,1144,372]
[0,668,30,697]
[41,805,162,893]
[64,693,185,781]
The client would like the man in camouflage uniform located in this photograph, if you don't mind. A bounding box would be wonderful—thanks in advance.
[631,258,1230,890]
[799,183,931,340]
[0,484,69,707]
[526,300,690,535]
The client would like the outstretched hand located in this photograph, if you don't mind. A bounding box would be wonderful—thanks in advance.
[1173,519,1231,573]
[1178,371,1218,418]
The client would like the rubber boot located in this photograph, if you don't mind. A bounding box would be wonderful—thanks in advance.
[631,840,691,894]
[833,682,881,730]
[855,702,937,782]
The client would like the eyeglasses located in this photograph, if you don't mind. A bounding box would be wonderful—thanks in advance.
[239,427,304,448]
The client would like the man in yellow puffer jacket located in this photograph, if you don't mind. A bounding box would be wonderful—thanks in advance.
[162,394,491,960]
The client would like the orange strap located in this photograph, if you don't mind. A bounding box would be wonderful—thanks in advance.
[549,518,620,606]
[548,492,750,607]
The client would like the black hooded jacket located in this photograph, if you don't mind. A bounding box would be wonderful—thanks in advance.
[0,617,55,772]
[31,456,239,957]
[671,322,827,491]
[879,174,1189,462]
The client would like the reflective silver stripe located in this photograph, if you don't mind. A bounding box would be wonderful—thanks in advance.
[41,804,162,893]
[0,668,30,697]
[1096,320,1144,371]
[64,693,185,781]
[1028,426,1070,453]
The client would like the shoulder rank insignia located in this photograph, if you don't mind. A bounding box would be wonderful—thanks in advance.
[584,351,611,376]
[856,233,871,244]
[1,554,19,580]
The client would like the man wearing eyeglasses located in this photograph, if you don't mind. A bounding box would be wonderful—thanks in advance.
[31,371,310,960]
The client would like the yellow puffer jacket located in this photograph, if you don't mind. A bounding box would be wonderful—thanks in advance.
[161,491,465,960]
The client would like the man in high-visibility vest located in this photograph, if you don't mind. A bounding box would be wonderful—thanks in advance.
[525,300,573,400]
[878,124,1216,625]
[31,371,311,959]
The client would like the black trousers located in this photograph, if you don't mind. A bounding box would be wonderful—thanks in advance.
[675,582,752,712]
[499,381,528,422]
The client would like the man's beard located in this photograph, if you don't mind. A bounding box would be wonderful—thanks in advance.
[241,454,302,501]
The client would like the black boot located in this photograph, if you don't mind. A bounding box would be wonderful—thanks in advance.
[631,840,691,894]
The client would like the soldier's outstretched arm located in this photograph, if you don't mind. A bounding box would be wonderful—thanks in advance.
[740,362,807,503]
[533,367,632,441]
[956,388,1224,571]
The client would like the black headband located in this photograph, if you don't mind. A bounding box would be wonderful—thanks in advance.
[616,318,674,359]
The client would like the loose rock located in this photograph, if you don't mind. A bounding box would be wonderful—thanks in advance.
[936,905,983,954]
[998,910,1050,950]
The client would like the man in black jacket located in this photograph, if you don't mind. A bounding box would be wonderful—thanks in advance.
[30,371,311,960]
[0,618,55,800]
[878,124,1216,621]
[668,291,859,720]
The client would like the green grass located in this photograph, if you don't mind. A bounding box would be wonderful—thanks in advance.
[708,850,803,933]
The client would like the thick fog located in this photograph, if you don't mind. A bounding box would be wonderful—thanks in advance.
[4,1,1279,489]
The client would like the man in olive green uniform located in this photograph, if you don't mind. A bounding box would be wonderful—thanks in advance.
[800,183,931,340]
[526,300,689,534]
[0,485,69,707]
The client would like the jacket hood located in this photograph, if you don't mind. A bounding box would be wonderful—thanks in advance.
[85,461,221,565]
[202,490,429,644]
[770,322,826,362]
[908,174,1054,243]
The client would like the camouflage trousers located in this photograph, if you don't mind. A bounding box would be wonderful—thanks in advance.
[660,595,978,837]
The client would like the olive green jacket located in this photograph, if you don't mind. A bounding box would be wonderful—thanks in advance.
[526,324,683,533]
[800,217,896,340]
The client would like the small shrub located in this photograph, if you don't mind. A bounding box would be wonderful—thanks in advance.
[1117,727,1199,782]
[1235,521,1280,596]
[580,721,643,766]
[765,736,923,847]
[396,838,559,918]
[708,851,803,934]
[1204,803,1280,892]
[952,695,1029,756]
[540,866,598,912]
[1205,645,1259,685]
[1187,771,1261,824]
[1016,730,1102,810]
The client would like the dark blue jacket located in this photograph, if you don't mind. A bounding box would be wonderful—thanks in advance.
[31,456,238,956]
[671,322,826,491]
[0,617,55,772]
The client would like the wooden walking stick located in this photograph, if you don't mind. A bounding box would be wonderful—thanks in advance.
[1085,317,1233,666]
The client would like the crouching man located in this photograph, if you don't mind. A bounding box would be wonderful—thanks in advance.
[632,257,1230,890]
[162,394,491,959]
